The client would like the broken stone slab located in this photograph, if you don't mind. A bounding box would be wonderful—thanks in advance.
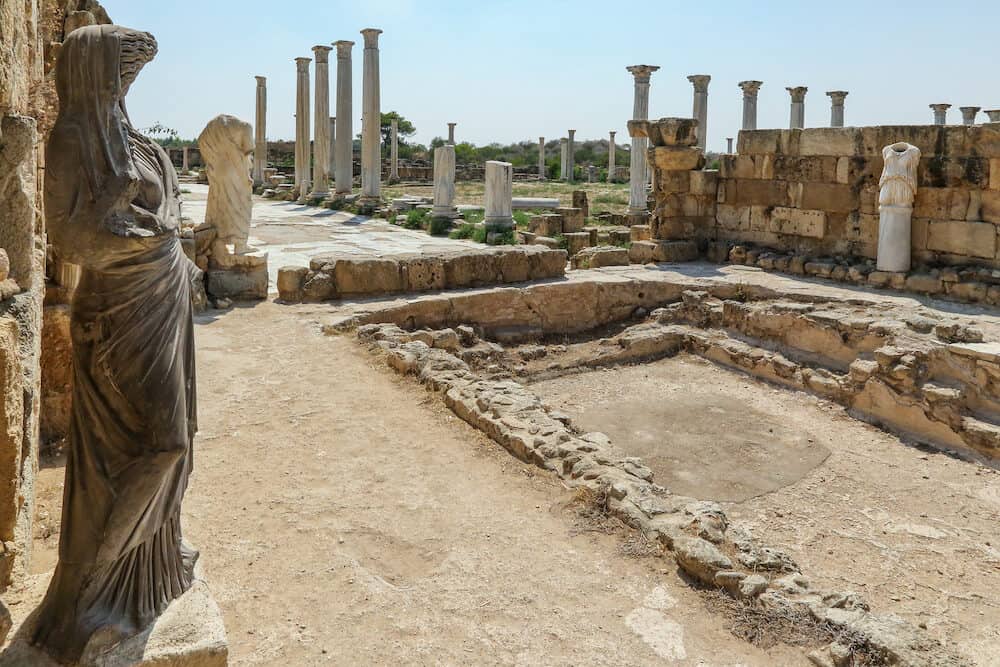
[628,240,698,264]
[571,246,629,270]
[627,117,699,147]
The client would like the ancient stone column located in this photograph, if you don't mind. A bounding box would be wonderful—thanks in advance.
[447,122,456,145]
[827,90,848,127]
[567,129,576,181]
[328,116,336,177]
[389,118,399,183]
[687,74,710,150]
[608,131,617,182]
[877,142,921,272]
[538,137,545,180]
[310,45,332,198]
[986,110,1000,123]
[739,81,762,131]
[182,146,190,172]
[334,40,354,194]
[627,65,659,216]
[560,138,568,180]
[253,76,267,186]
[787,86,807,129]
[960,106,981,125]
[726,137,733,154]
[930,103,951,125]
[484,160,514,238]
[294,57,311,198]
[432,145,457,220]
[360,28,383,202]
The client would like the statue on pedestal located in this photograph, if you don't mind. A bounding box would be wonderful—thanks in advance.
[33,24,199,663]
[877,142,921,272]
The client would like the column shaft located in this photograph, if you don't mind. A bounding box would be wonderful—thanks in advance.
[627,65,659,216]
[253,76,267,185]
[360,29,383,201]
[334,41,354,194]
[310,46,332,197]
[567,129,576,182]
[432,145,457,219]
[739,81,762,131]
[389,118,399,181]
[688,75,710,151]
[607,131,616,182]
[538,137,545,180]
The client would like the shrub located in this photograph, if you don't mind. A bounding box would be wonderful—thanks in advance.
[449,222,477,239]
[403,208,428,229]
[513,210,530,228]
[428,217,452,236]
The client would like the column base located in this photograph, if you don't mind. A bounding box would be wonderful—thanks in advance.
[876,205,912,273]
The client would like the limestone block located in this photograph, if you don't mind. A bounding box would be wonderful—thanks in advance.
[689,170,718,196]
[529,236,560,249]
[207,265,268,301]
[563,232,592,257]
[529,214,563,238]
[335,257,404,294]
[716,204,751,231]
[918,157,990,189]
[991,160,1000,190]
[737,129,783,155]
[0,250,8,283]
[492,248,530,283]
[731,179,790,207]
[926,221,997,259]
[571,246,630,270]
[719,155,753,179]
[629,240,698,263]
[857,125,945,158]
[797,127,860,156]
[836,157,850,184]
[969,124,1000,158]
[630,225,652,242]
[773,156,839,183]
[657,170,690,194]
[301,271,337,302]
[913,188,971,219]
[798,183,857,213]
[768,207,827,238]
[648,146,705,172]
[982,190,1000,224]
[277,266,308,302]
[0,115,37,288]
[402,256,447,291]
[526,248,567,279]
[555,207,585,233]
[629,117,698,147]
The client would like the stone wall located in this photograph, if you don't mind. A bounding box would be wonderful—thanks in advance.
[709,125,1000,265]
[0,0,110,590]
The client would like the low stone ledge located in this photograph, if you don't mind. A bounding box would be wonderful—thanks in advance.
[570,246,629,270]
[278,247,567,303]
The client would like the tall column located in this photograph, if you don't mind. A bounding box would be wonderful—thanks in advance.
[930,103,951,125]
[294,57,311,198]
[827,90,848,127]
[559,138,568,180]
[538,137,545,180]
[328,116,336,178]
[253,76,267,186]
[484,160,514,239]
[360,28,383,202]
[787,86,807,129]
[310,45,332,198]
[182,146,189,172]
[687,74,710,150]
[447,122,456,145]
[333,40,354,194]
[986,110,1000,123]
[739,80,762,131]
[567,129,576,182]
[960,106,981,125]
[432,145,457,220]
[627,65,659,216]
[726,137,733,154]
[389,118,399,182]
[607,131,616,182]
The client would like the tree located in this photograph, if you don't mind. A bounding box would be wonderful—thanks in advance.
[380,111,416,148]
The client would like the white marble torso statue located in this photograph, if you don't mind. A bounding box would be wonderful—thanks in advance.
[198,114,254,253]
[879,142,920,208]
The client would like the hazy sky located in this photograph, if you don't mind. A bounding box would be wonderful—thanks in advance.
[105,0,998,153]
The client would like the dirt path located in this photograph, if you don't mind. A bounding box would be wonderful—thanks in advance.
[531,355,1000,666]
[28,302,804,665]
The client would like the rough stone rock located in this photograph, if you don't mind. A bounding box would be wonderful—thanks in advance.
[563,232,591,257]
[301,270,337,303]
[648,146,705,172]
[673,536,733,585]
[0,250,8,283]
[277,266,309,302]
[571,246,629,270]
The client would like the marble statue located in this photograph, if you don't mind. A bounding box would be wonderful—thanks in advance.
[877,142,921,272]
[199,114,254,253]
[33,24,199,663]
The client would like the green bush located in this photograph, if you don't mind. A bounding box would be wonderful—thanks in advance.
[428,217,452,236]
[403,208,428,229]
[513,210,530,228]
[485,228,516,245]
[449,222,477,239]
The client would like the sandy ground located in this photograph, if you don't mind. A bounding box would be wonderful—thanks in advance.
[531,355,1000,666]
[25,302,807,666]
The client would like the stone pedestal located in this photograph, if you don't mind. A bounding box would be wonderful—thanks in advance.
[739,81,762,131]
[360,28,383,203]
[334,40,354,195]
[310,46,332,198]
[1,570,228,667]
[253,76,267,186]
[484,160,514,239]
[207,240,269,301]
[432,145,457,220]
[687,75,710,151]
[538,137,545,180]
[930,103,951,125]
[787,86,807,129]
[447,122,456,145]
[607,131,616,182]
[827,90,848,128]
[877,205,912,272]
[960,106,980,125]
[567,129,576,181]
[389,118,399,183]
[627,65,659,217]
[294,57,311,200]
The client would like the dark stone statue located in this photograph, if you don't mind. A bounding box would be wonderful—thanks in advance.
[32,24,199,663]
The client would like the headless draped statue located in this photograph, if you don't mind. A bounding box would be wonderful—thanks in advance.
[33,24,199,663]
[876,142,921,272]
[199,114,254,254]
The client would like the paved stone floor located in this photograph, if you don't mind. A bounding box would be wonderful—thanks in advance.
[180,183,480,291]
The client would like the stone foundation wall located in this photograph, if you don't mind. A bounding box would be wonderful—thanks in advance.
[706,125,1000,266]
[0,0,110,589]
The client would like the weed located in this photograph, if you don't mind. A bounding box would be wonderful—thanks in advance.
[403,208,428,230]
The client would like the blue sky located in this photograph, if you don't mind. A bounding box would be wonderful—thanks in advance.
[105,0,998,152]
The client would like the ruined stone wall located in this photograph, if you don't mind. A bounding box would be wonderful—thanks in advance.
[0,0,110,588]
[710,125,1000,266]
